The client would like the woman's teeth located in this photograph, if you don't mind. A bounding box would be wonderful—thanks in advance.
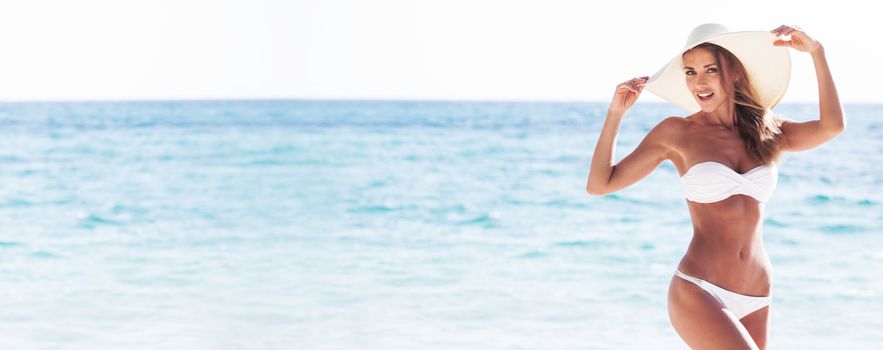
[698,92,714,101]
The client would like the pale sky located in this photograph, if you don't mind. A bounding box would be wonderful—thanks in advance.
[0,0,879,103]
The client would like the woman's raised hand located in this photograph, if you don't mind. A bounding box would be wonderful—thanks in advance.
[610,76,649,114]
[771,25,822,54]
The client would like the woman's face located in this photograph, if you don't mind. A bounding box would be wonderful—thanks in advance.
[682,48,729,113]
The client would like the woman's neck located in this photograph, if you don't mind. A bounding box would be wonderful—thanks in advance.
[701,103,736,130]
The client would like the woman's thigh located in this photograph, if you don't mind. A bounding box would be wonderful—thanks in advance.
[740,304,770,350]
[667,276,760,350]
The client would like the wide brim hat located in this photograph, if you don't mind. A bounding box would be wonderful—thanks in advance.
[645,23,791,113]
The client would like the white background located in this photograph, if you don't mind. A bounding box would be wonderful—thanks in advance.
[0,0,877,103]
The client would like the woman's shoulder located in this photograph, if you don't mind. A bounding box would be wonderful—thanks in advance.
[650,116,691,137]
[641,116,689,150]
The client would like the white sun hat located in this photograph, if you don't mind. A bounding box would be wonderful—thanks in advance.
[644,23,792,113]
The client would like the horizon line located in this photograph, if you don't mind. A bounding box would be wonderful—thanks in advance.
[1,97,878,105]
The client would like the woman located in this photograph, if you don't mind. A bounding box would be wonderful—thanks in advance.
[586,24,845,349]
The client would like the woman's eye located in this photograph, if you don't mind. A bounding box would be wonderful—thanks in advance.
[708,68,718,73]
[685,71,695,76]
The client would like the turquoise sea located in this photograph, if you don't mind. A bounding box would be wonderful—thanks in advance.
[0,100,880,349]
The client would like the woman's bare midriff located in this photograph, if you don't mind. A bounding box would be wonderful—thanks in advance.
[677,194,773,297]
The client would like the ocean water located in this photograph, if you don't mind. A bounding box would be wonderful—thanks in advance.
[0,100,880,349]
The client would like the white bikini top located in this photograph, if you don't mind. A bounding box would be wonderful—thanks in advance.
[680,161,778,203]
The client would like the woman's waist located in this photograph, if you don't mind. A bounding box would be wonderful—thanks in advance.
[677,245,773,295]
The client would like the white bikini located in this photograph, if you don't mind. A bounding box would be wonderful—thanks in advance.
[674,161,776,319]
[680,161,777,204]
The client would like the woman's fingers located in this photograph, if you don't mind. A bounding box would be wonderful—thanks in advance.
[619,77,647,93]
[622,83,637,93]
[771,24,801,36]
[770,24,820,53]
[635,77,648,91]
[772,24,805,37]
[617,76,650,94]
[612,76,649,111]
[773,40,791,47]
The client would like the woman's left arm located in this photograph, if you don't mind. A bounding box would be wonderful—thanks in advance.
[772,25,846,152]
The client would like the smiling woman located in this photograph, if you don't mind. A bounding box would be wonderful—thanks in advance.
[587,23,845,349]
[682,42,786,164]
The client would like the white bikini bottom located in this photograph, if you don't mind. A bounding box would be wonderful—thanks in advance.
[674,270,772,320]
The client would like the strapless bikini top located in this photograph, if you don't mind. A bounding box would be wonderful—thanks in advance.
[680,161,777,203]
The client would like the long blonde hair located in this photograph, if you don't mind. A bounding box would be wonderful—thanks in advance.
[689,43,784,164]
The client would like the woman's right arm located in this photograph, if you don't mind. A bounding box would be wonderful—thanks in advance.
[586,77,675,195]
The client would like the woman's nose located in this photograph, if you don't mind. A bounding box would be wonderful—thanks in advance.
[696,74,708,86]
